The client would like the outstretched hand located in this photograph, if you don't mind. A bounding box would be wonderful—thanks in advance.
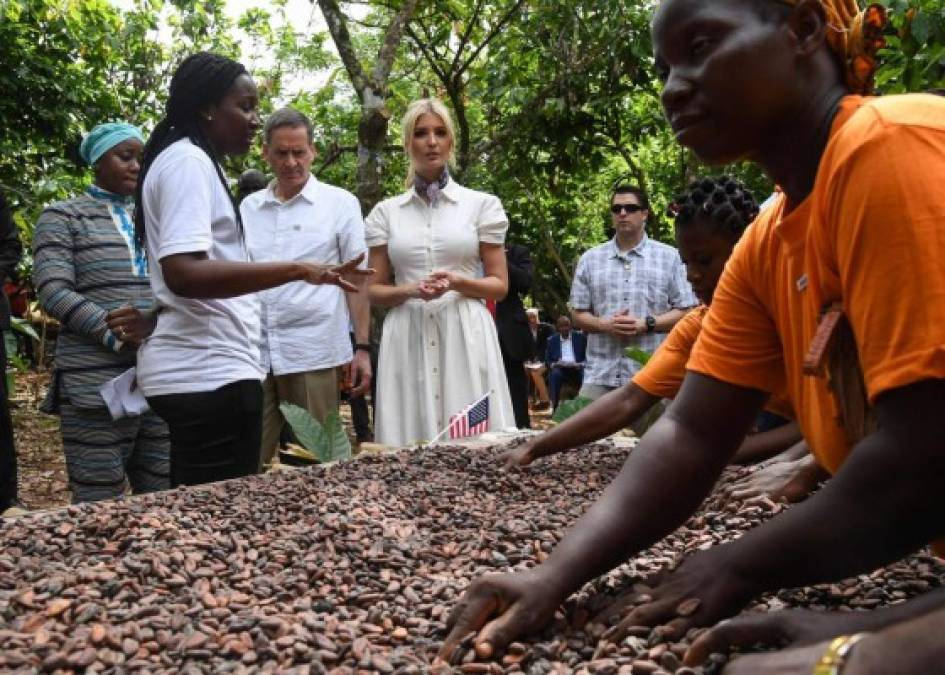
[437,570,560,665]
[300,252,373,291]
[683,608,871,667]
[497,441,536,470]
[599,549,756,646]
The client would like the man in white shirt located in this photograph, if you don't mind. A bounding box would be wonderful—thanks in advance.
[241,108,371,466]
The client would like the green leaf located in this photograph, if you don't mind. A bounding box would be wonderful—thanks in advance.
[624,346,652,367]
[278,403,351,463]
[911,10,931,46]
[551,395,594,423]
[279,402,329,461]
[10,317,39,342]
[321,411,353,462]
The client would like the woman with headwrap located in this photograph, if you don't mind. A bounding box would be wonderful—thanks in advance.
[133,53,370,487]
[439,0,945,670]
[33,122,170,503]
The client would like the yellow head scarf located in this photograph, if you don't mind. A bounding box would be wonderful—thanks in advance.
[780,0,887,94]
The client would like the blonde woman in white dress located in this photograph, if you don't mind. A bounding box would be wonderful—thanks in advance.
[365,98,515,446]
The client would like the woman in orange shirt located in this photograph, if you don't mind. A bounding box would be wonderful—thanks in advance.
[440,0,945,670]
[500,175,806,471]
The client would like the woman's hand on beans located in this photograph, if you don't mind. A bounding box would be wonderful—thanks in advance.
[438,569,561,664]
[684,608,870,667]
[603,548,756,646]
[498,442,537,470]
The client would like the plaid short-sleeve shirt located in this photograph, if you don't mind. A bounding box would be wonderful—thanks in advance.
[570,234,696,386]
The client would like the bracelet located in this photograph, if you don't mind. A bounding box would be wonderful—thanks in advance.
[813,633,870,675]
[354,343,372,353]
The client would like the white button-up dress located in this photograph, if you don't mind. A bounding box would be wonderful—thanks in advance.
[365,180,516,446]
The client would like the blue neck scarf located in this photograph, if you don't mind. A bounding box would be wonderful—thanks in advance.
[88,185,148,277]
[414,168,450,208]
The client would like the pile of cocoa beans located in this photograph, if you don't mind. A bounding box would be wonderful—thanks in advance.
[1,441,941,674]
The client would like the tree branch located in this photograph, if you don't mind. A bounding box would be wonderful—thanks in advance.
[405,22,449,84]
[448,0,485,76]
[456,0,525,78]
[372,0,422,86]
[317,0,367,96]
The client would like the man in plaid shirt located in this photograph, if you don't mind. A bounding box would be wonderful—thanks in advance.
[570,184,696,408]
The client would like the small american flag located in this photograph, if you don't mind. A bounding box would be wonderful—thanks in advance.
[448,393,490,439]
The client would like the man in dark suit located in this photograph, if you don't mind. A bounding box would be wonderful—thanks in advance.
[0,190,23,516]
[526,308,553,363]
[496,243,535,429]
[545,315,587,410]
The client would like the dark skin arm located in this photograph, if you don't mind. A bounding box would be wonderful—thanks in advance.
[160,251,369,299]
[687,586,945,666]
[500,382,660,468]
[707,596,945,675]
[443,378,945,662]
[500,385,799,469]
[730,421,802,464]
[610,378,945,644]
[441,373,764,661]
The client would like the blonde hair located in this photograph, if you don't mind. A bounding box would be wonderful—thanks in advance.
[402,98,457,189]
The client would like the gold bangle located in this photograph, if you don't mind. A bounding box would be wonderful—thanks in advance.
[813,632,870,675]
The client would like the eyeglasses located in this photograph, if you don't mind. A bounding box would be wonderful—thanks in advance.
[611,203,644,215]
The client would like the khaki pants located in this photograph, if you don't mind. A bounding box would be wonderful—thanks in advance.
[260,368,338,467]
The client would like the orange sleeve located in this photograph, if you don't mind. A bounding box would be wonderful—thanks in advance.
[633,307,706,399]
[687,224,787,396]
[822,100,945,402]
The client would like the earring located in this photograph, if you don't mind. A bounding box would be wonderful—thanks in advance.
[205,115,213,122]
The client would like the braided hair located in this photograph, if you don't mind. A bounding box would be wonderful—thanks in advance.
[668,175,760,238]
[134,52,248,249]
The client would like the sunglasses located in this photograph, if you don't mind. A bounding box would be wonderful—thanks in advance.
[611,203,644,215]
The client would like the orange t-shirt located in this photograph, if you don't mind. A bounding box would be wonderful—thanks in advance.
[633,306,794,420]
[688,93,945,476]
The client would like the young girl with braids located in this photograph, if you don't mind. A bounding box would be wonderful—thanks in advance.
[441,0,945,669]
[500,175,806,471]
[134,52,369,487]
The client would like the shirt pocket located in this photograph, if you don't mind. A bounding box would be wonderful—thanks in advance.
[292,220,341,265]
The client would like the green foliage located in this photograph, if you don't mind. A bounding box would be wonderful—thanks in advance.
[10,317,39,342]
[551,395,594,423]
[624,347,652,368]
[876,0,945,93]
[3,0,943,322]
[279,403,352,463]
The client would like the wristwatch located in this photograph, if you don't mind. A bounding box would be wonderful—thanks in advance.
[645,315,656,333]
[354,343,372,353]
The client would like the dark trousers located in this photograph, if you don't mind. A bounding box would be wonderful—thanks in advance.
[0,336,17,509]
[549,365,583,410]
[502,351,531,429]
[347,337,377,441]
[147,379,262,487]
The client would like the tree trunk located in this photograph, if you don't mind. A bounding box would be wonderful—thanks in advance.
[357,85,393,215]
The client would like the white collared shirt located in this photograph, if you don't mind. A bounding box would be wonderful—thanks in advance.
[560,334,576,363]
[241,174,367,375]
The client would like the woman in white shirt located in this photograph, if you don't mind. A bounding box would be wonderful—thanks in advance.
[133,52,368,486]
[366,98,515,446]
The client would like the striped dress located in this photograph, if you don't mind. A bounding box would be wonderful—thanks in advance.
[32,186,169,502]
